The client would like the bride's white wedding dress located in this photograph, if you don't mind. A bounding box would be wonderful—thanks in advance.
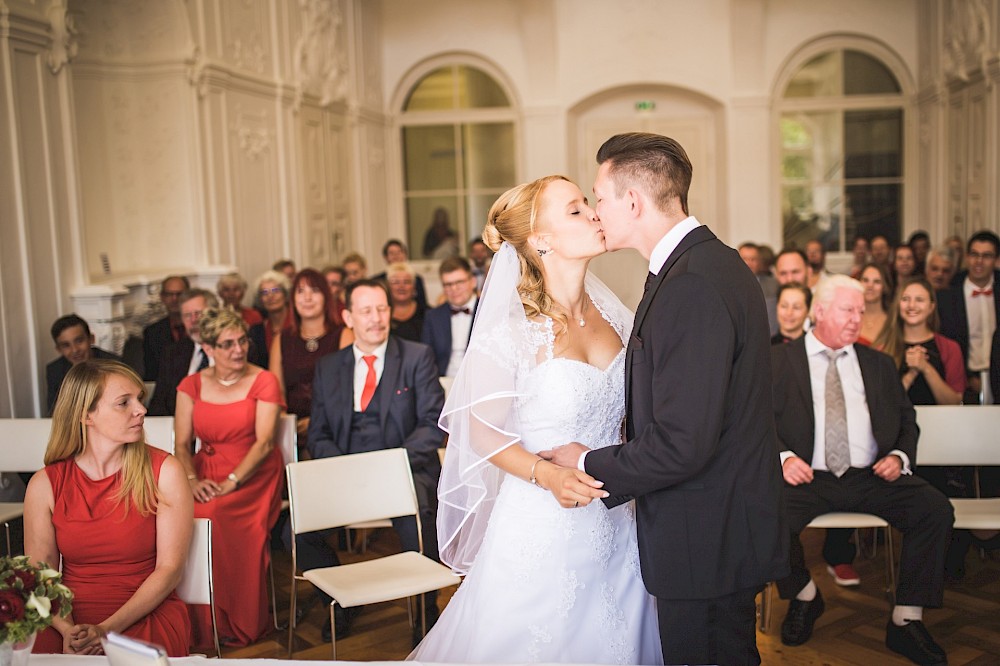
[409,312,662,664]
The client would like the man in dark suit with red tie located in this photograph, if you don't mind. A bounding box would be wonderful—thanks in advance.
[772,274,954,665]
[305,278,445,641]
[421,256,478,377]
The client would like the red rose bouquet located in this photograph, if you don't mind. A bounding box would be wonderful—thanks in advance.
[0,556,73,644]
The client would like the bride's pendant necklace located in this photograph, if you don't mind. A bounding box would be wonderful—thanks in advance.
[575,300,588,328]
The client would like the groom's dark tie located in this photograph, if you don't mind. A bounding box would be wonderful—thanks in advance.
[644,271,656,296]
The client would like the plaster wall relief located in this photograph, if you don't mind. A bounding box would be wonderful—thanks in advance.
[325,111,352,262]
[221,0,272,75]
[293,0,349,110]
[943,0,994,82]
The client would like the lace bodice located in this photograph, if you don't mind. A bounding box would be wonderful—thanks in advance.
[516,349,626,454]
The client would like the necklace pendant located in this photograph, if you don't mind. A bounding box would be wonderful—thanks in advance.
[305,337,319,353]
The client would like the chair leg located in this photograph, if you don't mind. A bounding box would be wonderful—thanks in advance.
[884,527,897,606]
[269,556,279,630]
[286,574,298,658]
[759,582,773,633]
[330,603,338,661]
[406,596,414,628]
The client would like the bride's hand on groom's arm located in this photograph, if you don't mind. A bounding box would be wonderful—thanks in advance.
[536,444,609,508]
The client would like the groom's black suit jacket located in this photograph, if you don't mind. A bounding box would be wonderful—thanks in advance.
[585,225,788,600]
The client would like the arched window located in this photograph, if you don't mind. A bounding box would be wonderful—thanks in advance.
[778,49,904,251]
[399,64,517,259]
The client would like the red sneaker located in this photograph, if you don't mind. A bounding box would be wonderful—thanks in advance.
[827,564,861,586]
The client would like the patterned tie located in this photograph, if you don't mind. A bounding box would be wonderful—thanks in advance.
[824,349,850,477]
[360,355,378,411]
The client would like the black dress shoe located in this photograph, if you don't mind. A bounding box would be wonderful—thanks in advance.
[781,588,824,646]
[886,620,947,665]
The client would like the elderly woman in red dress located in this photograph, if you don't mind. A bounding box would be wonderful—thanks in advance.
[26,359,192,656]
[173,307,284,647]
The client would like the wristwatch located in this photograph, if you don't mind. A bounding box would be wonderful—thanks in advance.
[227,472,240,487]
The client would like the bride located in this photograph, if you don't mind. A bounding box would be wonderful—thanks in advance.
[409,175,662,664]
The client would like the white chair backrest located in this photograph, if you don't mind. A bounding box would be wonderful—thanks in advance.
[287,448,418,534]
[142,416,174,455]
[176,518,212,605]
[276,413,297,465]
[142,382,156,408]
[915,405,1000,466]
[438,376,454,400]
[0,418,51,471]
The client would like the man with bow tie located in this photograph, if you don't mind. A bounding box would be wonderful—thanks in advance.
[422,256,479,377]
[305,278,446,640]
[938,230,999,404]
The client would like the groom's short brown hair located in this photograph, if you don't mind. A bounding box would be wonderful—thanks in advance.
[596,132,692,216]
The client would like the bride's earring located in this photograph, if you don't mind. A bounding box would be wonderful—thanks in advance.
[537,248,549,257]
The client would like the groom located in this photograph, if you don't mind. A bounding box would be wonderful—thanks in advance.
[543,133,788,665]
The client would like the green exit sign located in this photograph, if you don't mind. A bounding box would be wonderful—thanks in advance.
[635,100,656,112]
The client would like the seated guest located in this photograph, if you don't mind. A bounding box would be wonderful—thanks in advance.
[467,238,493,292]
[148,289,219,417]
[372,240,428,309]
[26,359,192,656]
[217,272,262,327]
[870,235,892,269]
[925,246,958,292]
[306,279,445,641]
[342,252,368,286]
[741,242,779,335]
[388,262,425,342]
[422,256,478,377]
[174,308,285,647]
[772,274,954,665]
[321,265,347,321]
[805,239,833,290]
[893,244,918,287]
[251,270,293,353]
[860,263,892,346]
[270,268,351,452]
[849,236,869,279]
[46,314,122,415]
[908,231,932,275]
[272,259,296,282]
[771,282,812,345]
[142,275,190,381]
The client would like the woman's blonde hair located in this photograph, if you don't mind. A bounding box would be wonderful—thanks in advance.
[47,359,159,516]
[875,277,940,369]
[483,175,570,331]
[198,307,248,347]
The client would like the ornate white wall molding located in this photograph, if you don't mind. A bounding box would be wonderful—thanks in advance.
[943,0,994,83]
[231,104,271,160]
[293,0,348,111]
[46,1,78,74]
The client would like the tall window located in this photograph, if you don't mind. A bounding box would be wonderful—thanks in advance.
[400,64,517,259]
[779,49,904,251]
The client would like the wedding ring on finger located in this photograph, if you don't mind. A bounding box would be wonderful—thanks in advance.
[574,500,579,508]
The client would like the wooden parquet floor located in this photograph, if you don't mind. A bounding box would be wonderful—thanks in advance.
[225,527,1000,664]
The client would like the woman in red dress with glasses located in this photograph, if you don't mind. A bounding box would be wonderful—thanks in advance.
[173,307,285,647]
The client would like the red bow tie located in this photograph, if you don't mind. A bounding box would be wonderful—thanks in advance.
[972,288,993,297]
[450,307,471,316]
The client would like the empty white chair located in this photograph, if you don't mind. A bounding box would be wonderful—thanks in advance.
[0,418,52,554]
[142,416,174,454]
[176,518,220,658]
[286,448,459,659]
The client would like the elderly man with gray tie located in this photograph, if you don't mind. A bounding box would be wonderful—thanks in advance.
[771,274,954,666]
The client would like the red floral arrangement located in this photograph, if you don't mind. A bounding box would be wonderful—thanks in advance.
[0,556,73,644]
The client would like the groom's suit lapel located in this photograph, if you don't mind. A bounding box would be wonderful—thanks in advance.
[625,225,717,432]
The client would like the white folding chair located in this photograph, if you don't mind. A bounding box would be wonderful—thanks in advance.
[176,518,221,658]
[0,418,52,555]
[915,405,1000,530]
[270,414,297,628]
[286,449,460,659]
[142,416,174,454]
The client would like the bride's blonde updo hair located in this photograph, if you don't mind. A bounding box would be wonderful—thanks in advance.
[483,175,569,327]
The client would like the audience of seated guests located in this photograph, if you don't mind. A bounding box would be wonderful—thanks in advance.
[804,240,833,290]
[908,231,931,274]
[252,270,293,354]
[272,259,296,282]
[938,230,999,404]
[217,272,262,327]
[859,263,893,346]
[46,314,123,416]
[849,236,869,279]
[771,283,812,345]
[771,274,954,666]
[422,256,479,377]
[142,275,190,381]
[173,307,285,648]
[870,235,892,269]
[148,289,218,417]
[27,359,192,656]
[270,268,351,454]
[467,238,493,292]
[893,244,918,287]
[371,240,428,309]
[342,252,368,285]
[925,245,958,292]
[305,279,445,642]
[387,262,425,342]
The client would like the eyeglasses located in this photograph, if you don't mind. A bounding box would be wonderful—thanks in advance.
[967,251,997,261]
[181,310,203,321]
[259,287,283,297]
[442,278,473,289]
[214,336,250,351]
